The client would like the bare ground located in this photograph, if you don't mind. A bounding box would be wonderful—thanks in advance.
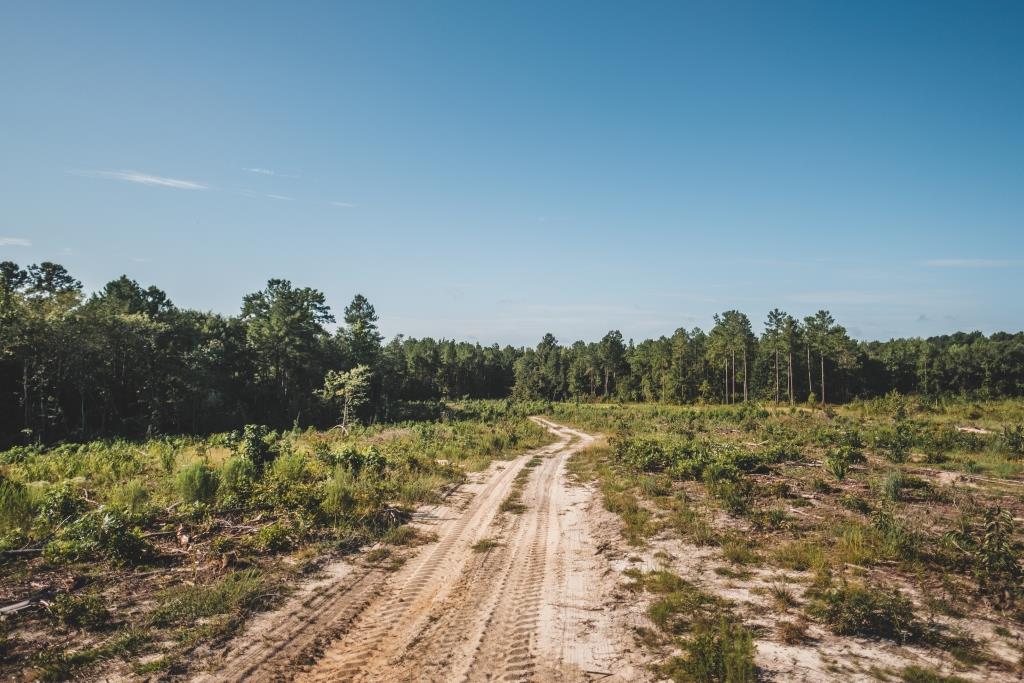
[194,419,649,682]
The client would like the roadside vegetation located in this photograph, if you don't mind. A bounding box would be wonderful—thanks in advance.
[0,402,547,680]
[560,396,1024,681]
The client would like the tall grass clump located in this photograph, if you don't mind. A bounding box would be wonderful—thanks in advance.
[176,462,219,504]
[0,474,34,532]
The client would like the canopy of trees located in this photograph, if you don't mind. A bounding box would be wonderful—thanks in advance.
[2,260,1022,446]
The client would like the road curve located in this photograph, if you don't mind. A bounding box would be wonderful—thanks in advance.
[201,419,645,682]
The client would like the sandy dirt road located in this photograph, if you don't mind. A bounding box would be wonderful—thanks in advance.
[200,419,647,683]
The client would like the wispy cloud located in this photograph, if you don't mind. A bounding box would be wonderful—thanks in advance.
[266,194,294,201]
[243,167,298,178]
[71,169,208,190]
[329,201,356,208]
[0,237,31,247]
[921,258,1023,268]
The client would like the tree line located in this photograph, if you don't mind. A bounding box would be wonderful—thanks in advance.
[0,261,517,446]
[511,309,1024,404]
[2,261,1022,445]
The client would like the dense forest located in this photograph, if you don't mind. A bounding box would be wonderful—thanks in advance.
[2,261,1023,446]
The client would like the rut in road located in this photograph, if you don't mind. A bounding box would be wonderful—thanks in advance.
[205,419,647,682]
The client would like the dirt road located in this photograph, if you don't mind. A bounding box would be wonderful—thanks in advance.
[201,419,646,682]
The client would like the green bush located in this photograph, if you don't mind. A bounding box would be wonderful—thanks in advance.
[109,479,149,514]
[44,507,152,566]
[219,456,257,501]
[669,618,757,683]
[943,506,1023,605]
[612,437,671,473]
[809,581,918,643]
[231,424,274,469]
[35,481,86,528]
[1000,424,1024,458]
[176,462,219,504]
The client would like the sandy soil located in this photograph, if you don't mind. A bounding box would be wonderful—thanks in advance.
[196,419,648,682]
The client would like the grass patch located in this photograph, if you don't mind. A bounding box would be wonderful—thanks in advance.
[471,538,501,552]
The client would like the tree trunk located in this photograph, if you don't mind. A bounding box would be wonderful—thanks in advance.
[774,349,780,404]
[788,352,794,405]
[730,351,735,404]
[723,364,728,404]
[742,350,748,402]
[806,345,813,401]
[820,353,826,405]
[23,360,29,433]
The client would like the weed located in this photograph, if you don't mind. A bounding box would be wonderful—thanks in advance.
[471,538,500,552]
[176,462,219,504]
[777,618,809,644]
[808,581,918,643]
[661,618,757,683]
[898,666,969,683]
[151,569,264,627]
[49,592,111,631]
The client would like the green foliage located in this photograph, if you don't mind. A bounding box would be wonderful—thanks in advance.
[49,593,110,631]
[823,450,849,482]
[219,456,257,501]
[108,479,149,514]
[36,482,86,528]
[44,507,152,566]
[176,462,219,504]
[0,474,34,532]
[943,506,1023,605]
[151,569,264,627]
[874,423,915,463]
[231,425,273,469]
[899,666,969,683]
[1000,424,1024,457]
[808,581,918,643]
[669,618,756,683]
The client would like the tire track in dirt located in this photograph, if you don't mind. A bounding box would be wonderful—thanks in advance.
[200,419,647,682]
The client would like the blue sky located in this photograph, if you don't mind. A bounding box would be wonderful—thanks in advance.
[2,2,1022,345]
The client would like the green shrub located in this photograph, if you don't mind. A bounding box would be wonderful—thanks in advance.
[1000,424,1024,458]
[232,424,274,469]
[874,424,915,463]
[35,481,86,528]
[943,506,1023,605]
[251,521,295,553]
[49,592,110,631]
[44,507,152,566]
[823,451,849,481]
[809,581,918,643]
[219,456,257,500]
[881,471,905,502]
[668,618,757,683]
[176,462,219,504]
[613,437,671,472]
[109,479,149,514]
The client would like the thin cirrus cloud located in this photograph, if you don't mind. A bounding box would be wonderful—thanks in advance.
[242,167,298,178]
[265,194,294,201]
[0,237,32,247]
[329,201,356,208]
[70,169,208,190]
[921,258,1023,268]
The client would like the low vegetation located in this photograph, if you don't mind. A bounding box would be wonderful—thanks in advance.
[0,402,547,680]
[560,397,1024,680]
